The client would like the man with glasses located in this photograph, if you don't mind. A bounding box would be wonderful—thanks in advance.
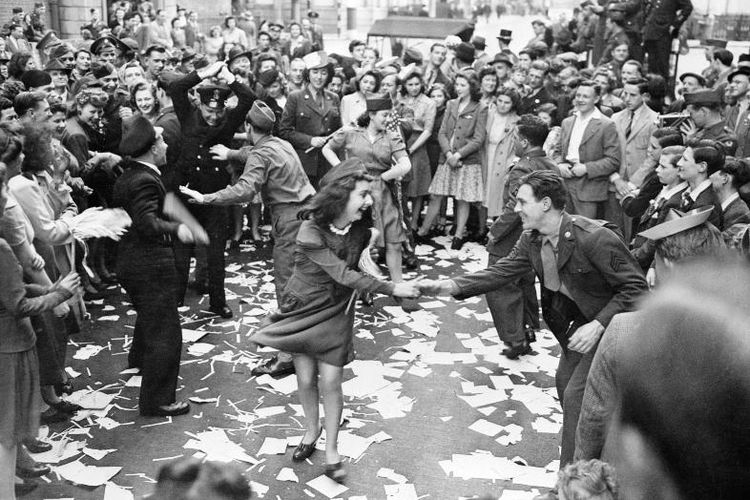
[169,61,256,319]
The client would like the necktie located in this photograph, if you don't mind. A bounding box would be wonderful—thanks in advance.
[541,239,561,292]
[625,110,634,138]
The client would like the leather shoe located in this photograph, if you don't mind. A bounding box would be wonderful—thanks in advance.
[16,463,51,478]
[324,461,347,484]
[210,305,233,319]
[189,280,209,295]
[251,356,295,377]
[292,427,322,462]
[502,342,531,360]
[50,400,83,414]
[140,400,190,417]
[54,381,74,396]
[40,407,70,424]
[15,480,37,497]
[23,438,52,454]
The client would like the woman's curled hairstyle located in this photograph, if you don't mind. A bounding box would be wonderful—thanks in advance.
[299,171,374,227]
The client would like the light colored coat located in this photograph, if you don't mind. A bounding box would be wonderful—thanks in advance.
[612,105,658,188]
[483,109,519,217]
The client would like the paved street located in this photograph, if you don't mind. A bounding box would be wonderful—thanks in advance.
[27,235,563,500]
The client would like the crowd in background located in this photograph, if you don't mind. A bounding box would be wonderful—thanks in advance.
[2,0,750,498]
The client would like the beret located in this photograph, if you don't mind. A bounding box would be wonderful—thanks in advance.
[454,42,475,64]
[20,70,51,89]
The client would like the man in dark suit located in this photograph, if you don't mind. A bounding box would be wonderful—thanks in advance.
[725,67,750,157]
[421,170,647,466]
[558,80,622,219]
[676,138,723,227]
[641,0,692,81]
[169,61,256,319]
[486,115,558,359]
[518,60,554,115]
[113,116,208,417]
[279,51,342,188]
[710,157,750,233]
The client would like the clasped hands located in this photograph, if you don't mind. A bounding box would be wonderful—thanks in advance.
[392,277,451,299]
[558,162,587,179]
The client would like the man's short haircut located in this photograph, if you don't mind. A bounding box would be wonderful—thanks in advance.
[713,48,734,66]
[660,145,686,168]
[13,91,47,117]
[578,79,602,96]
[529,60,550,75]
[652,126,683,147]
[348,39,365,53]
[519,48,537,60]
[144,45,167,58]
[688,138,726,176]
[516,113,550,147]
[622,59,644,76]
[520,170,568,210]
[430,42,446,53]
[721,158,750,190]
[49,102,67,115]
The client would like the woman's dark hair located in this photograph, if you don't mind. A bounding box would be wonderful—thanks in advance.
[399,70,426,97]
[8,53,32,80]
[355,70,381,94]
[0,126,23,165]
[302,65,333,86]
[517,113,550,147]
[519,169,568,210]
[593,68,617,93]
[300,172,374,227]
[478,66,499,94]
[721,158,750,190]
[455,70,481,102]
[428,82,448,101]
[130,80,160,116]
[495,87,521,113]
[20,121,54,174]
[223,15,236,28]
[688,138,726,176]
[49,102,67,116]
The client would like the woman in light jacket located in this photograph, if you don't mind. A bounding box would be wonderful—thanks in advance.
[484,87,520,219]
[416,70,488,250]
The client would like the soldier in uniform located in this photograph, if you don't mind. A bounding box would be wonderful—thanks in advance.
[90,35,130,67]
[682,88,739,156]
[421,170,647,467]
[307,11,325,51]
[168,61,256,319]
[279,51,342,188]
[180,100,316,377]
[486,115,558,359]
[641,0,692,81]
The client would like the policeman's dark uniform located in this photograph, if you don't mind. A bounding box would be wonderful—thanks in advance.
[168,72,255,313]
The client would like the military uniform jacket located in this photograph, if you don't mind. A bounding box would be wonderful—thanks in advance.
[168,71,256,193]
[693,121,739,156]
[487,149,559,257]
[455,212,647,332]
[278,86,342,179]
[641,0,693,41]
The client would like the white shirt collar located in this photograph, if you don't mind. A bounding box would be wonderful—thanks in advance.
[574,107,604,121]
[721,192,741,211]
[686,179,712,201]
[657,181,688,202]
[138,161,161,175]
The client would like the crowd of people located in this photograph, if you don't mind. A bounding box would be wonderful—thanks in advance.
[2,0,750,498]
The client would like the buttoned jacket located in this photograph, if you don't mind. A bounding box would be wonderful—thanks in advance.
[437,98,488,165]
[612,105,658,185]
[279,87,342,179]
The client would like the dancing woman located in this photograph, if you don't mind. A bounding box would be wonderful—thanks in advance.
[251,159,420,483]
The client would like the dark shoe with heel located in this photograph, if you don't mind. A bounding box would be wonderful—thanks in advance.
[450,237,466,250]
[251,356,296,377]
[16,463,51,478]
[325,462,347,484]
[23,438,52,454]
[292,427,322,462]
[502,341,531,360]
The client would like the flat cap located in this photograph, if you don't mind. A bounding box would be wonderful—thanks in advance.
[120,115,157,156]
[679,72,706,87]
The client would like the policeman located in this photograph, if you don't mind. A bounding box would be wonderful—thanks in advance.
[683,88,739,155]
[168,61,256,318]
[180,100,316,377]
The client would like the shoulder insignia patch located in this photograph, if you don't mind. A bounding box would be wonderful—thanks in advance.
[610,252,627,273]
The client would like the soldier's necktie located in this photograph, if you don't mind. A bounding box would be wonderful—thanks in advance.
[541,238,561,292]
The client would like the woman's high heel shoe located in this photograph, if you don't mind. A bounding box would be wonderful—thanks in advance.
[292,427,323,462]
[325,461,347,484]
[451,236,466,250]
